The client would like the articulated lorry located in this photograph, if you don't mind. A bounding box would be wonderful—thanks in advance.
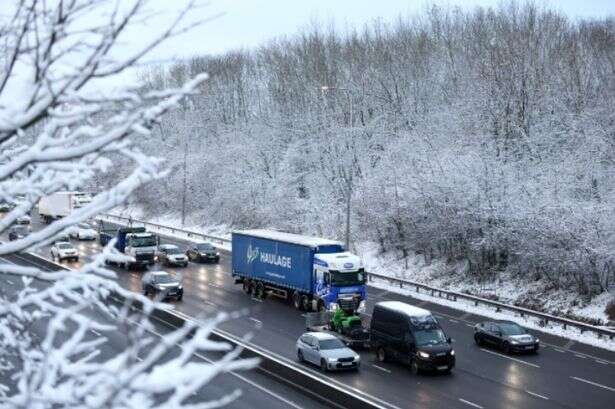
[38,191,93,223]
[99,222,157,269]
[231,229,367,312]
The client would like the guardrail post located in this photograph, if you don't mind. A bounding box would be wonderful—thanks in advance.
[474,300,478,306]
[496,306,501,312]
[431,289,435,297]
[563,323,566,330]
[415,285,419,293]
[399,281,403,289]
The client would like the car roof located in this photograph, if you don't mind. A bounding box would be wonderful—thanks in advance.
[160,244,179,249]
[150,271,170,276]
[55,241,72,246]
[375,301,431,317]
[494,320,522,326]
[305,331,338,341]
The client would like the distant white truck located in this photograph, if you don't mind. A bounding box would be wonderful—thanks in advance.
[38,191,93,223]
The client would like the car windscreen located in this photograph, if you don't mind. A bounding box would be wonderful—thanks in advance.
[79,223,92,229]
[196,244,215,251]
[319,338,346,350]
[499,323,526,336]
[153,275,177,284]
[331,270,365,286]
[12,226,28,234]
[58,243,73,249]
[130,236,157,247]
[414,329,448,346]
[166,248,182,254]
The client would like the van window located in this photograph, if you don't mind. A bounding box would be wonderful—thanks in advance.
[414,329,448,346]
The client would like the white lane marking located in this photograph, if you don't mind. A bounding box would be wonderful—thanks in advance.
[136,356,143,362]
[6,279,14,285]
[595,359,609,365]
[526,390,549,400]
[479,348,540,368]
[563,339,575,349]
[552,348,565,353]
[574,353,587,359]
[193,352,304,409]
[465,324,474,328]
[449,319,458,323]
[128,317,306,409]
[571,376,615,392]
[249,317,263,328]
[90,329,101,336]
[458,398,483,408]
[372,364,391,373]
[434,315,444,319]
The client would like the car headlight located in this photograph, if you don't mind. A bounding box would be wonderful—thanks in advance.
[327,357,337,363]
[510,340,519,345]
[534,338,540,343]
[216,252,220,256]
[357,300,366,313]
[329,303,339,311]
[354,354,360,361]
[178,285,183,290]
[417,351,430,359]
[450,349,455,356]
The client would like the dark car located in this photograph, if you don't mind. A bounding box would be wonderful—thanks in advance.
[474,321,539,354]
[370,301,455,374]
[8,225,29,241]
[157,244,188,267]
[141,271,183,301]
[186,242,220,263]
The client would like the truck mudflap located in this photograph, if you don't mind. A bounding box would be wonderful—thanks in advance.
[305,311,371,349]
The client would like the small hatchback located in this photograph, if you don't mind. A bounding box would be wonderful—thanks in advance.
[296,332,360,371]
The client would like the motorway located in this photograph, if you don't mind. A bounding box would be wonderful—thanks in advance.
[7,218,615,409]
[0,251,329,409]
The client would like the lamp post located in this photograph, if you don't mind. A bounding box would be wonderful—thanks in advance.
[320,85,353,251]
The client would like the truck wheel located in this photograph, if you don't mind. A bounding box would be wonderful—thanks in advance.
[292,291,302,310]
[242,280,252,295]
[254,282,265,299]
[301,295,311,312]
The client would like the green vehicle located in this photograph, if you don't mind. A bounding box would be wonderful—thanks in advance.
[305,297,370,348]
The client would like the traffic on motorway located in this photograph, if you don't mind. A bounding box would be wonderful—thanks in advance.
[2,199,614,409]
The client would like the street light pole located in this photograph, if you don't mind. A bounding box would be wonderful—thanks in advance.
[320,85,353,251]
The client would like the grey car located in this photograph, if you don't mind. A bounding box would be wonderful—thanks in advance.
[296,332,360,371]
[474,321,539,354]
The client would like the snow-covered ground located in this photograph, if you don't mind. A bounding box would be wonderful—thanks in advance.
[106,208,615,351]
[357,243,614,327]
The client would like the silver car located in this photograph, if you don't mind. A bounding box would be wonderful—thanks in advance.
[296,332,360,371]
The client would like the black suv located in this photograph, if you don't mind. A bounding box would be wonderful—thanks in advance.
[370,301,455,374]
[474,321,539,354]
[186,242,220,263]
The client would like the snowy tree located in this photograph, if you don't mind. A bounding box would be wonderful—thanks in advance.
[0,1,255,407]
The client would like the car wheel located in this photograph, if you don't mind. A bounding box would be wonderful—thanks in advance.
[177,295,183,301]
[411,359,420,375]
[474,334,483,346]
[143,289,148,296]
[320,359,328,372]
[317,300,326,312]
[502,342,511,354]
[183,262,188,267]
[377,347,387,363]
[297,349,304,362]
[292,291,302,310]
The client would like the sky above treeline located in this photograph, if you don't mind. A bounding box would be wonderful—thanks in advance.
[143,0,614,63]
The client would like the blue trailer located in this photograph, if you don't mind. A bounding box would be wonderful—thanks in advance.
[231,230,367,312]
